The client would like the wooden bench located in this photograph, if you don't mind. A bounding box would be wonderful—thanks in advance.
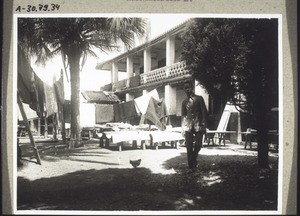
[268,130,279,151]
[241,129,278,151]
[241,128,257,149]
[205,130,237,146]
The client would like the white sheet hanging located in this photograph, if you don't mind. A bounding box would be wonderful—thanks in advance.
[134,89,160,115]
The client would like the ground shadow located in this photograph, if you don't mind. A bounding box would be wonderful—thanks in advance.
[162,153,278,210]
[19,142,118,167]
[18,152,278,211]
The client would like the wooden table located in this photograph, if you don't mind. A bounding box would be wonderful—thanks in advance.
[98,131,151,151]
[149,131,185,149]
[98,130,184,151]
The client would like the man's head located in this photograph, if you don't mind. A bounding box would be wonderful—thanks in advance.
[183,80,194,97]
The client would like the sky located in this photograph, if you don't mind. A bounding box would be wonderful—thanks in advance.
[30,15,192,99]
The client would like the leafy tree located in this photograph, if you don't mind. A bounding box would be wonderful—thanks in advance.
[18,18,146,147]
[181,18,278,168]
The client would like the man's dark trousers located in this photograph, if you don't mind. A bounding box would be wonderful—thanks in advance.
[185,129,204,169]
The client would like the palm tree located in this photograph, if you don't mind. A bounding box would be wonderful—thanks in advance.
[18,17,146,147]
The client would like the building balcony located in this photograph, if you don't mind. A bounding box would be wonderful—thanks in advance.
[140,66,167,85]
[100,61,191,93]
[140,61,190,85]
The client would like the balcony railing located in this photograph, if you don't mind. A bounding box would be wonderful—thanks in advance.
[100,61,190,91]
[168,61,189,78]
[141,61,190,85]
[140,67,167,85]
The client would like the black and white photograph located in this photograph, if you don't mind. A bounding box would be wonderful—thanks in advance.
[14,14,282,214]
[1,1,297,215]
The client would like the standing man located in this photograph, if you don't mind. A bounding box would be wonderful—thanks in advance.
[182,80,208,173]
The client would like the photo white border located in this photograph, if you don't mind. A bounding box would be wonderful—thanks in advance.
[13,13,283,215]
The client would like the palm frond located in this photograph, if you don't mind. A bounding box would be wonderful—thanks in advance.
[18,17,147,71]
[108,18,147,50]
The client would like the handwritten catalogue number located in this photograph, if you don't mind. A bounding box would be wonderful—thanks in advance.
[15,4,60,12]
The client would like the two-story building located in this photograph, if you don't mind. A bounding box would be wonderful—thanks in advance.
[96,20,225,129]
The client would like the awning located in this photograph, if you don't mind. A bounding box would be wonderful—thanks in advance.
[81,91,120,104]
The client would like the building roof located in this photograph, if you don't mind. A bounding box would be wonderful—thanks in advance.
[95,19,191,70]
[81,91,121,104]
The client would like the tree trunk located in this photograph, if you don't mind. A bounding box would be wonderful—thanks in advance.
[68,51,82,148]
[256,109,269,168]
[253,82,269,169]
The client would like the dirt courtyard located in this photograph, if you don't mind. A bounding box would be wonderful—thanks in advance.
[17,139,279,213]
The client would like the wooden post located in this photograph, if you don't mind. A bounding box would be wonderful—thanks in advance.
[142,141,146,150]
[118,143,122,151]
[58,101,66,143]
[17,94,41,165]
[132,140,137,149]
[171,141,174,148]
[99,137,104,147]
[37,118,41,136]
[53,114,57,140]
[44,117,48,138]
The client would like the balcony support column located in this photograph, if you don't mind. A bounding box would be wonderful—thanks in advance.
[142,89,148,95]
[166,35,176,77]
[126,93,134,102]
[127,56,134,78]
[126,57,134,92]
[112,62,119,83]
[144,48,151,74]
[195,80,209,110]
[165,85,176,115]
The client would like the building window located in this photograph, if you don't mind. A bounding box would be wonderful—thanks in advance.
[158,58,166,68]
[139,67,144,74]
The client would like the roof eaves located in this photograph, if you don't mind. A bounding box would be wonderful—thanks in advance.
[95,19,191,70]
